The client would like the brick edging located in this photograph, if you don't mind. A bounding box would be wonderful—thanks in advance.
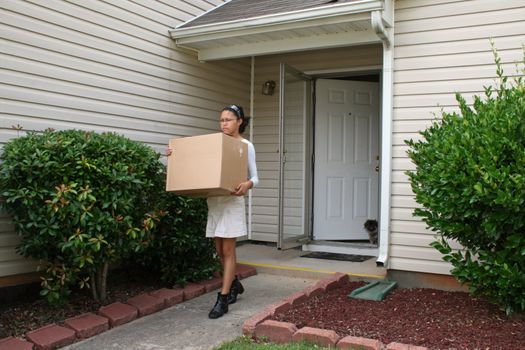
[0,264,257,350]
[242,272,429,350]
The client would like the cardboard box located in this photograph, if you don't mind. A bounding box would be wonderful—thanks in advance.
[166,133,247,197]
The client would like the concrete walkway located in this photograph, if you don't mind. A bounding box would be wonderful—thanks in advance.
[62,274,317,350]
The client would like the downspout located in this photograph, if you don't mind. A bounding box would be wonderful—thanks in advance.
[248,56,255,239]
[371,10,393,267]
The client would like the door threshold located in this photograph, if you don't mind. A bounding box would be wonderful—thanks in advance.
[303,240,378,257]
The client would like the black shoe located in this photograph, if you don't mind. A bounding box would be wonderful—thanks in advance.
[208,293,228,319]
[227,277,245,304]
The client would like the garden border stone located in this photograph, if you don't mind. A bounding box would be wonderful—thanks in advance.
[126,293,165,317]
[181,283,206,300]
[0,336,34,350]
[197,277,223,293]
[337,335,383,350]
[254,320,297,344]
[148,288,184,307]
[98,302,138,328]
[386,342,429,350]
[292,326,340,347]
[25,324,76,350]
[64,312,109,339]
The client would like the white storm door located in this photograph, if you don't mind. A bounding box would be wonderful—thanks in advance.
[314,79,379,241]
[278,63,312,249]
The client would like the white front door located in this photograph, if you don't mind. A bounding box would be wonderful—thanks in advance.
[314,78,379,240]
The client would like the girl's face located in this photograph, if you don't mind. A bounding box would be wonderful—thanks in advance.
[220,110,241,137]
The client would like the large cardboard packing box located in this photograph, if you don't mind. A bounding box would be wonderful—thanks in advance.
[166,133,247,197]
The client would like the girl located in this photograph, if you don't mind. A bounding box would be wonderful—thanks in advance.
[206,104,258,319]
[168,105,258,319]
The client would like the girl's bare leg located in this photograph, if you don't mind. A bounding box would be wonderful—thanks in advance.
[220,237,237,295]
[214,237,224,266]
[209,237,234,319]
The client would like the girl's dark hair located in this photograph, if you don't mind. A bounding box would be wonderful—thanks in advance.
[223,104,250,134]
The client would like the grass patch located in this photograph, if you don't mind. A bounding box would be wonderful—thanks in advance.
[214,336,329,350]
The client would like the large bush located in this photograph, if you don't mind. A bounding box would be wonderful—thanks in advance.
[137,193,219,287]
[405,47,525,314]
[0,130,165,303]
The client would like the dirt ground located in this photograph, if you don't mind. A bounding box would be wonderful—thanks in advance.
[0,267,164,339]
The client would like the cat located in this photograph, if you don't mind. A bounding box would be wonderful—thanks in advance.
[364,219,378,245]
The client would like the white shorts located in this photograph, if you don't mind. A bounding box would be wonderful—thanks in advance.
[206,195,247,238]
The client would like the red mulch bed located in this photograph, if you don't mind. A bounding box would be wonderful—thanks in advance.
[0,267,165,339]
[273,281,525,350]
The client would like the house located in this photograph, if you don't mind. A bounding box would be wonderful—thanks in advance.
[1,0,524,289]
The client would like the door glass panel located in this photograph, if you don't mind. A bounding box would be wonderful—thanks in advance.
[278,63,311,249]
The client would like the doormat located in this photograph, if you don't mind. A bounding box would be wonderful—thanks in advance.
[300,252,374,262]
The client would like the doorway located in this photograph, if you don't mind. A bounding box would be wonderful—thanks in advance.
[313,77,380,242]
[277,65,381,248]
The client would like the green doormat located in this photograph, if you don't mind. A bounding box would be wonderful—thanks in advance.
[348,280,397,301]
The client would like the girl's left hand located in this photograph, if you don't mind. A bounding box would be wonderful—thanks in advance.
[232,181,252,196]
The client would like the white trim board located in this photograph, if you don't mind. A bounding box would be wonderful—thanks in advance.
[304,65,383,77]
[188,30,380,61]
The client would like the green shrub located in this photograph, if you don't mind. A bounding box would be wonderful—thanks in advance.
[0,129,165,303]
[405,46,525,314]
[137,192,219,286]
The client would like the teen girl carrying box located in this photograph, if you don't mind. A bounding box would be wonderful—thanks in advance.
[167,104,258,319]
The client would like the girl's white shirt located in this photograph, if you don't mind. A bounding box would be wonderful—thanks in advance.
[241,139,259,187]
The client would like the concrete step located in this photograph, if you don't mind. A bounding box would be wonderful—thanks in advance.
[237,243,386,281]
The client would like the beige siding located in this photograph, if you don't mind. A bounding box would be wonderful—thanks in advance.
[3,0,523,280]
[252,45,382,242]
[0,0,250,277]
[391,0,525,274]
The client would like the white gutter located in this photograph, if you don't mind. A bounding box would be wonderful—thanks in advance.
[372,9,394,267]
[371,11,391,47]
[248,56,255,239]
[170,0,383,41]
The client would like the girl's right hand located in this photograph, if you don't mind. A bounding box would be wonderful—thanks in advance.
[165,147,173,156]
[232,180,252,196]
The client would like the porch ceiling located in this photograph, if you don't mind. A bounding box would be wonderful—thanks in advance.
[169,0,392,61]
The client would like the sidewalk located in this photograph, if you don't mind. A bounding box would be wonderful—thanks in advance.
[62,273,317,350]
[56,242,385,350]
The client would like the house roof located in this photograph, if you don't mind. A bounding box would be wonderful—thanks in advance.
[170,0,393,61]
[179,0,363,28]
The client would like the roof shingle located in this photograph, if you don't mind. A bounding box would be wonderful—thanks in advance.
[179,0,362,28]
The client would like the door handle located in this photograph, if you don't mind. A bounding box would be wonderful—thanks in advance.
[375,165,379,172]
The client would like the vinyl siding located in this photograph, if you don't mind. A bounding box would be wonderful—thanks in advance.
[3,0,523,280]
[391,0,525,274]
[0,0,250,277]
[251,44,382,242]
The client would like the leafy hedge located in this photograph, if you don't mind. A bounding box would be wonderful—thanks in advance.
[406,46,525,314]
[137,193,219,287]
[0,129,217,303]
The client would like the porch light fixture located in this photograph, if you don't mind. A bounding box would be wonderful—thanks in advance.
[262,80,276,96]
